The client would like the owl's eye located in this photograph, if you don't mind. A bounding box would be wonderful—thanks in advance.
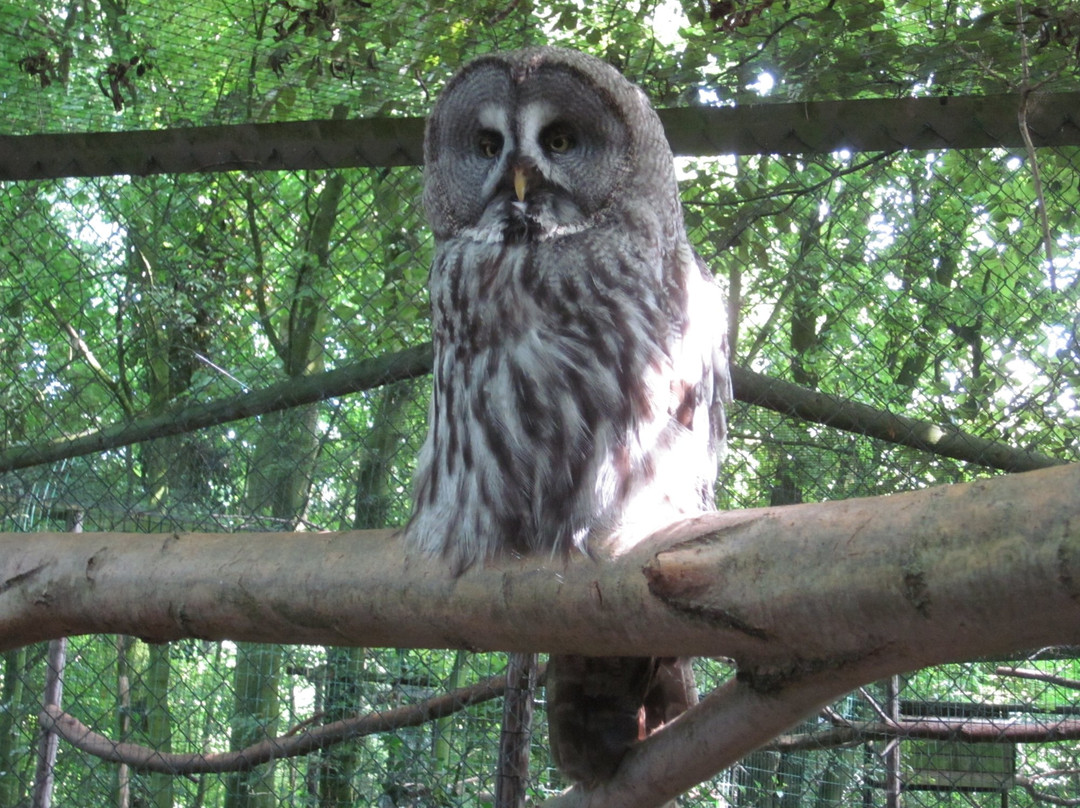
[541,126,576,155]
[477,130,503,159]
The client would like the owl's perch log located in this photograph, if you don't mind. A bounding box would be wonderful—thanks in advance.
[1,464,1079,666]
[537,462,1080,808]
[3,465,1080,808]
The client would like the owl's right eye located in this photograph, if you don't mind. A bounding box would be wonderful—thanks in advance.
[477,130,503,159]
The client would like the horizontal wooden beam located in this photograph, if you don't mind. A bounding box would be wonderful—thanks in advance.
[2,92,1078,181]
[664,91,1080,157]
[0,115,426,181]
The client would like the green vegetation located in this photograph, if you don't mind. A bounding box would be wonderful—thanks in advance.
[1,1,1078,806]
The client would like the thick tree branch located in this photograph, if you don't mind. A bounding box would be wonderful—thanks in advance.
[3,464,1079,808]
[541,674,853,807]
[536,677,1080,806]
[771,716,1080,752]
[2,465,1078,660]
[996,666,1080,690]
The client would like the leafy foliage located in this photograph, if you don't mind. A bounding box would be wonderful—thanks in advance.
[1,1,1078,806]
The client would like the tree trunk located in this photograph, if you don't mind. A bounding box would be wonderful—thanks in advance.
[31,638,65,808]
[143,645,173,808]
[495,652,538,808]
[115,636,131,808]
[229,162,345,808]
[0,646,28,807]
[316,647,364,808]
[224,645,282,808]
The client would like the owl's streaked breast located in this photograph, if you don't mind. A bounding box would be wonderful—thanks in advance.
[406,216,723,572]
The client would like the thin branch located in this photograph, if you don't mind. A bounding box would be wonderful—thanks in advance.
[242,180,288,363]
[857,686,893,723]
[709,152,896,255]
[39,666,530,774]
[1016,0,1058,291]
[819,704,853,728]
[722,0,837,73]
[0,345,1062,475]
[1015,774,1080,807]
[996,665,1080,690]
[1016,95,1055,288]
[38,297,135,419]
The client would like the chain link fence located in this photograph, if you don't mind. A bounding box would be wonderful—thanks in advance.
[3,2,1080,807]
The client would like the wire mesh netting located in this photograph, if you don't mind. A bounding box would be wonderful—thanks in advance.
[4,0,1080,135]
[2,1,1080,807]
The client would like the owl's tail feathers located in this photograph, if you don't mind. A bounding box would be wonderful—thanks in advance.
[547,655,697,789]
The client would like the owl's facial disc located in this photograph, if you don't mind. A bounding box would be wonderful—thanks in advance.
[488,112,596,242]
[424,57,636,241]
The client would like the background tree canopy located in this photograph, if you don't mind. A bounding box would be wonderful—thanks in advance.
[1,1,1078,807]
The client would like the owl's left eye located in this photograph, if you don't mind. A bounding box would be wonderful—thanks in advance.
[541,125,576,155]
[477,130,503,159]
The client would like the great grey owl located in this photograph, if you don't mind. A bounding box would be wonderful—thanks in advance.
[405,46,731,789]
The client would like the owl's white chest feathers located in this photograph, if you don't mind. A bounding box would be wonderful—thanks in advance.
[405,229,725,571]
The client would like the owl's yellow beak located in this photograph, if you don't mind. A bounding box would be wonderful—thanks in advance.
[513,167,528,202]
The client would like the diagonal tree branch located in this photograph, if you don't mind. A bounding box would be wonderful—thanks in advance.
[38,667,531,774]
[0,345,1062,474]
[0,344,433,474]
[728,366,1064,472]
[39,296,135,419]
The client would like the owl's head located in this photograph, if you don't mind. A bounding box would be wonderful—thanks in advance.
[423,47,681,243]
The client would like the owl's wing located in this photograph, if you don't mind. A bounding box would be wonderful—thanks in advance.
[640,246,731,524]
[693,251,733,453]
